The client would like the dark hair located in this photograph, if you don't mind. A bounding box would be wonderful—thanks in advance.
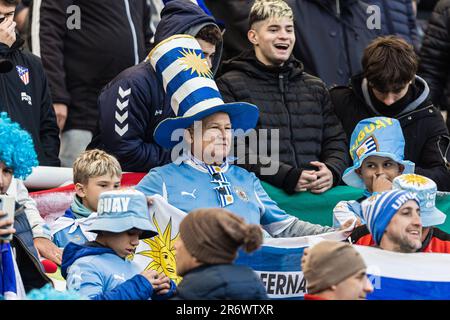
[195,24,222,46]
[0,0,19,6]
[362,36,418,93]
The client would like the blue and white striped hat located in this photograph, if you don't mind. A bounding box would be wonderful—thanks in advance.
[343,117,415,189]
[361,190,420,245]
[150,34,259,149]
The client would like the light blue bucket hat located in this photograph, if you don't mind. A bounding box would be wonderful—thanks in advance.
[393,174,446,227]
[85,189,157,239]
[343,117,415,189]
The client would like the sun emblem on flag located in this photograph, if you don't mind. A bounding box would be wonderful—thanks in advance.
[401,174,429,186]
[178,48,213,78]
[136,214,182,284]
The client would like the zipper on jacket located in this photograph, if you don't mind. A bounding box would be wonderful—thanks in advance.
[124,0,139,65]
[278,74,299,167]
[12,233,53,285]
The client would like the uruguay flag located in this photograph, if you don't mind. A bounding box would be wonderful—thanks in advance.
[357,245,450,300]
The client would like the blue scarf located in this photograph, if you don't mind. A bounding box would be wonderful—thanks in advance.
[190,156,234,207]
[70,196,92,219]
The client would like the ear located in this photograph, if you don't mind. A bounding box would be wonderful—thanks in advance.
[355,168,363,178]
[247,29,258,46]
[74,182,86,198]
[398,164,405,174]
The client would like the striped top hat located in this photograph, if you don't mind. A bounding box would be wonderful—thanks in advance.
[149,34,259,149]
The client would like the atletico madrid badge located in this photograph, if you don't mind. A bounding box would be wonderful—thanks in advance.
[16,65,30,85]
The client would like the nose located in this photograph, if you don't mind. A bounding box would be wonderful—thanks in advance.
[206,56,212,69]
[364,276,374,293]
[131,236,139,246]
[412,211,422,227]
[382,93,397,106]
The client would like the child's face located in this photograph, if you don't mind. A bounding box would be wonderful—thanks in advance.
[100,229,142,258]
[0,162,13,194]
[75,175,121,212]
[356,156,404,192]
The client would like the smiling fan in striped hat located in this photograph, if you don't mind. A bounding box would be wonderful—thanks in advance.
[136,34,345,238]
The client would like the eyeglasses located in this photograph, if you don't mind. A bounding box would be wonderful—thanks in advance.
[437,135,450,171]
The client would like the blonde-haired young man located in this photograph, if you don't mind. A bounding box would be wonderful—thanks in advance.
[50,149,122,248]
[217,0,348,195]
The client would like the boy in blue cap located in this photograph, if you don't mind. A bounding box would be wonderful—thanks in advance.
[333,116,415,228]
[61,189,176,300]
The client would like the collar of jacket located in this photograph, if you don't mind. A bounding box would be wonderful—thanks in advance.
[221,49,304,80]
[0,34,24,56]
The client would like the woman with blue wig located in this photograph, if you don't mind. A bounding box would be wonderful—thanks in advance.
[0,112,52,299]
[136,35,354,238]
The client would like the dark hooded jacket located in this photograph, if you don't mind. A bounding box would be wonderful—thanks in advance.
[88,0,222,172]
[330,74,450,191]
[286,0,384,87]
[172,264,268,300]
[0,37,60,167]
[32,0,153,134]
[217,50,349,193]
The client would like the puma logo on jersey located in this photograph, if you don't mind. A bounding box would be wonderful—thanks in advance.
[181,189,197,199]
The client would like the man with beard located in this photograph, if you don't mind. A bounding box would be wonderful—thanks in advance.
[361,190,422,253]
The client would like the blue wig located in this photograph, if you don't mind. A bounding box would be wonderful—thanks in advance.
[0,112,38,180]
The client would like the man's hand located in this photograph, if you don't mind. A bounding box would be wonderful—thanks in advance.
[308,161,333,194]
[53,103,68,131]
[0,210,15,240]
[295,170,317,192]
[34,237,63,265]
[371,173,392,193]
[0,18,16,48]
[339,218,359,237]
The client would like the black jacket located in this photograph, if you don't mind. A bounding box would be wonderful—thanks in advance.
[419,0,450,127]
[286,0,384,87]
[173,264,268,300]
[32,0,153,133]
[0,37,60,167]
[330,74,450,191]
[217,51,349,193]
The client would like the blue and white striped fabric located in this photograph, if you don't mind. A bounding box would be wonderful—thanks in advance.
[356,245,450,300]
[150,35,220,121]
[148,34,259,149]
[236,236,450,300]
[1,243,17,299]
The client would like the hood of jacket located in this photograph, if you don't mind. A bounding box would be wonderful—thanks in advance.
[61,242,116,279]
[350,73,432,116]
[154,0,222,74]
[221,49,305,80]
